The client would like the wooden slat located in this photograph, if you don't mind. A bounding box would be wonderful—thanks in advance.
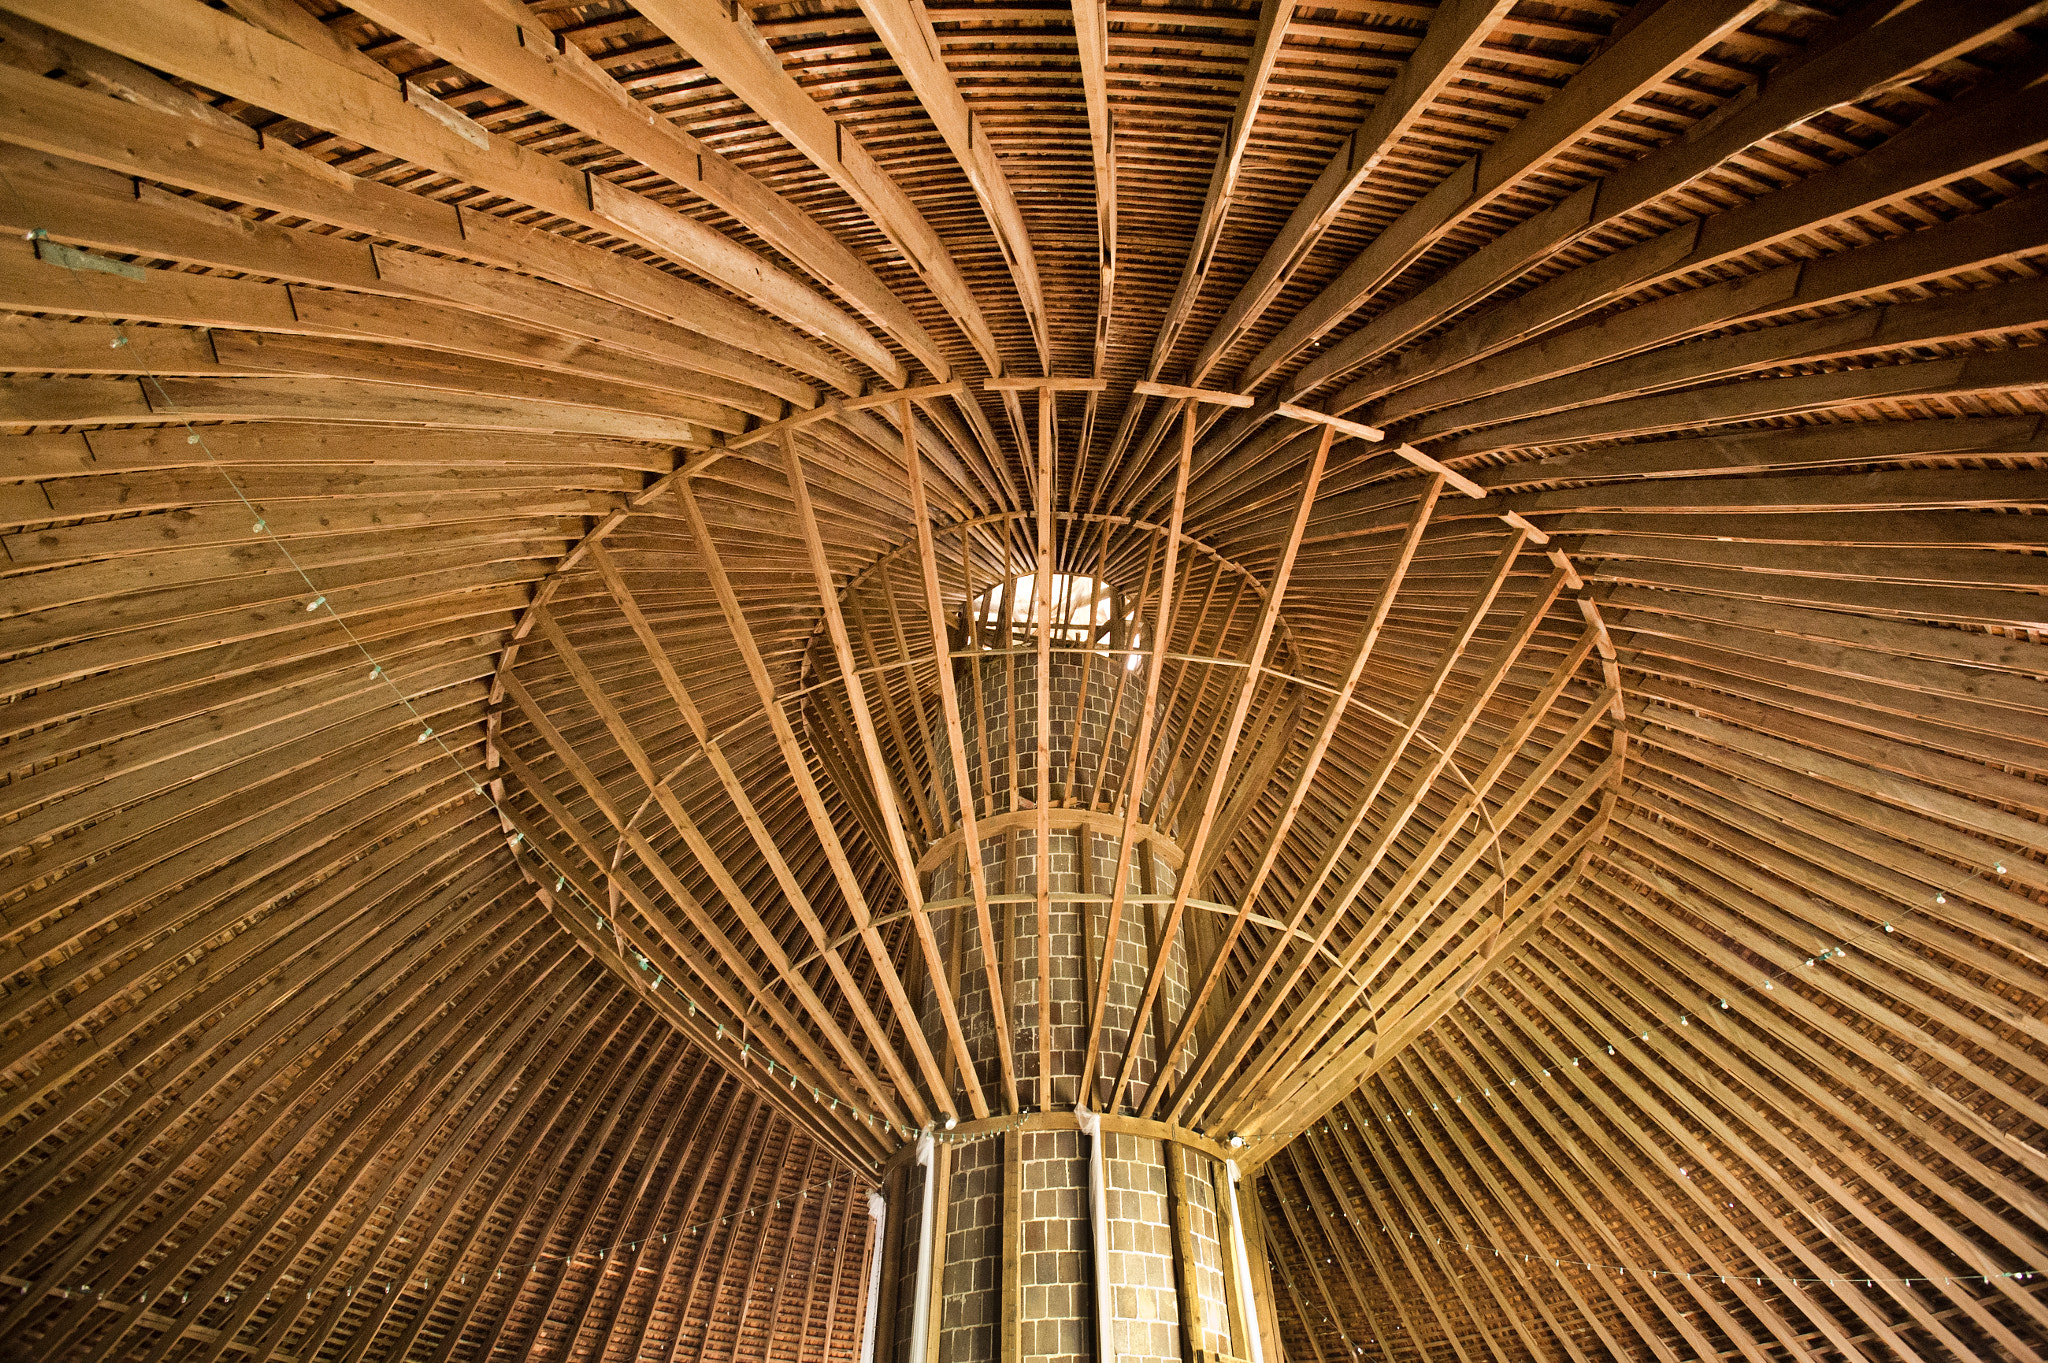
[3,5,2047,1359]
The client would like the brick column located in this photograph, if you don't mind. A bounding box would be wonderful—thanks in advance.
[878,647,1264,1363]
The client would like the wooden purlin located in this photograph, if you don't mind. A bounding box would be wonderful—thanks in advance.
[1213,570,1585,1120]
[582,543,919,1134]
[1168,531,1536,1131]
[342,0,955,382]
[1086,393,1255,1110]
[1239,0,1779,394]
[0,1,898,390]
[857,0,1049,371]
[772,434,990,1124]
[2,0,2047,1359]
[894,393,1021,1113]
[632,0,1000,378]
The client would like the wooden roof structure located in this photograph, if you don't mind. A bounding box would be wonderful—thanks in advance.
[0,0,2044,1359]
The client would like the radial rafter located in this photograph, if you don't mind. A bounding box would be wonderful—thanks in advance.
[0,0,2045,1359]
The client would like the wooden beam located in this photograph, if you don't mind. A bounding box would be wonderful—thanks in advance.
[1210,561,1572,1127]
[672,472,952,1131]
[1073,395,1197,1108]
[1147,480,1443,1121]
[1190,0,1519,383]
[858,0,1050,370]
[586,542,924,1126]
[342,0,956,382]
[522,605,899,1134]
[768,442,990,1122]
[1171,529,1527,1129]
[0,0,907,387]
[983,375,1112,392]
[895,396,1022,1112]
[1072,0,1116,378]
[1326,1,2048,413]
[633,0,1001,376]
[1133,379,1256,408]
[1099,420,1334,1112]
[1246,0,1776,393]
[1142,0,1294,380]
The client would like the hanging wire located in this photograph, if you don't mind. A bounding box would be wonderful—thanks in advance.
[0,219,926,1314]
[13,217,2029,1320]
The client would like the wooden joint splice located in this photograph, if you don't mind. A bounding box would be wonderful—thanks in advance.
[1395,443,1488,499]
[1280,403,1494,498]
[983,375,1110,391]
[1547,546,1584,589]
[400,80,490,150]
[842,380,971,413]
[1273,401,1385,442]
[1576,595,1628,721]
[724,379,969,449]
[1134,378,1255,407]
[1500,509,1550,543]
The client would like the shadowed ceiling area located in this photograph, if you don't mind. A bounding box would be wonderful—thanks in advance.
[0,0,2045,1360]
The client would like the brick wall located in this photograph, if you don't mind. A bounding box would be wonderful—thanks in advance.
[896,642,1224,1363]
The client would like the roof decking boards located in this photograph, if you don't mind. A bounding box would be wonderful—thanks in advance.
[0,0,2043,1360]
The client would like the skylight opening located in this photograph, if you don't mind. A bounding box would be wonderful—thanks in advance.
[969,572,1143,668]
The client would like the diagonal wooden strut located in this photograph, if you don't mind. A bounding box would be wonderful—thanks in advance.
[1149,480,1444,1122]
[584,541,923,1126]
[1095,418,1335,1113]
[1171,530,1531,1131]
[773,433,992,1122]
[674,473,956,1129]
[1070,394,1200,1109]
[895,393,1022,1113]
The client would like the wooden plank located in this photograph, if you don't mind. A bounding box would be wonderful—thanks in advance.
[633,0,999,375]
[1242,0,1770,390]
[1134,379,1256,408]
[0,45,860,392]
[349,0,951,381]
[858,0,1049,368]
[671,468,954,1129]
[1149,480,1443,1122]
[1191,0,1519,383]
[983,375,1112,392]
[896,396,1021,1112]
[1142,0,1296,380]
